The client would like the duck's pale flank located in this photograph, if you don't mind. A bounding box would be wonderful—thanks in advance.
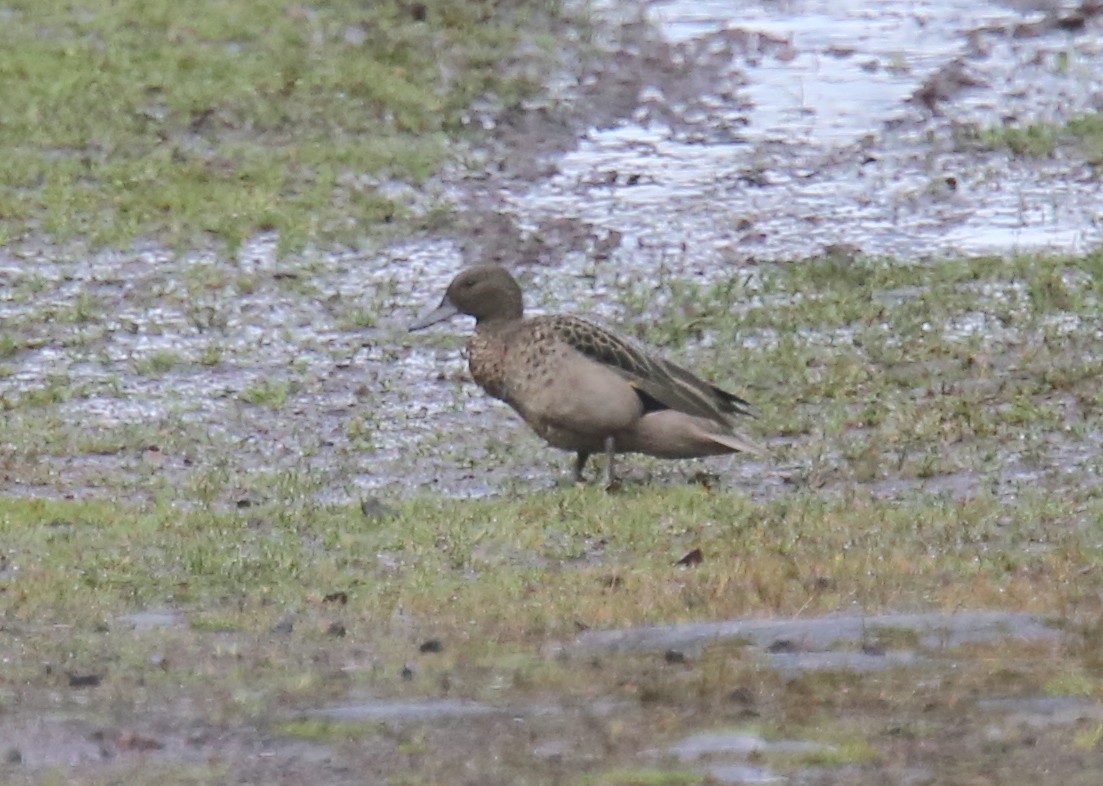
[410,265,762,485]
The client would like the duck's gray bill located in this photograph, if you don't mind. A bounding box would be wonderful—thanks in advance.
[409,296,459,331]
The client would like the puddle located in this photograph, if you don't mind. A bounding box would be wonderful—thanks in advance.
[704,762,787,784]
[657,729,831,784]
[978,695,1103,726]
[768,648,920,675]
[0,718,108,771]
[559,609,1058,656]
[120,609,184,630]
[667,729,833,759]
[0,715,335,777]
[306,698,498,723]
[520,0,1103,272]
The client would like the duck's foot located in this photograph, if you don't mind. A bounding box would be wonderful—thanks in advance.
[603,436,621,492]
[573,451,590,485]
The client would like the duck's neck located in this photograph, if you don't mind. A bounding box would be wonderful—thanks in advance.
[475,310,523,330]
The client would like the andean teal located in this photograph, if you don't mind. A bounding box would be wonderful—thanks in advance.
[409,265,762,485]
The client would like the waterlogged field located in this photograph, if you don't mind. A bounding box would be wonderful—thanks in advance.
[3,0,1103,784]
[4,249,1103,784]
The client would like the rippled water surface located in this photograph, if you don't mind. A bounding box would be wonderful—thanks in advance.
[522,0,1103,271]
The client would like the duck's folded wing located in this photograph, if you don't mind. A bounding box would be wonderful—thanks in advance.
[544,315,753,425]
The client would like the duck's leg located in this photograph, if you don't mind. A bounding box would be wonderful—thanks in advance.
[573,451,590,483]
[603,436,618,489]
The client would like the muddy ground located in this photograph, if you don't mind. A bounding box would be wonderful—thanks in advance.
[3,1,1103,784]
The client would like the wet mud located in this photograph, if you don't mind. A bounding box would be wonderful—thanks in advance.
[2,609,1088,785]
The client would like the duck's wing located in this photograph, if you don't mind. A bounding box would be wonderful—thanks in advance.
[539,314,753,425]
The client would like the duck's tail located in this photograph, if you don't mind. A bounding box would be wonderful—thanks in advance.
[704,429,766,458]
[617,410,766,459]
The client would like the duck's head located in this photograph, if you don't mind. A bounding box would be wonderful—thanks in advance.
[409,265,524,330]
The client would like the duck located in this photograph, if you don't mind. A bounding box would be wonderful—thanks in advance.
[409,265,762,486]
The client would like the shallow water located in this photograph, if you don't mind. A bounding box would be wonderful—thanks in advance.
[977,695,1103,726]
[665,729,833,758]
[520,0,1103,275]
[561,609,1059,655]
[308,698,498,722]
[663,731,824,783]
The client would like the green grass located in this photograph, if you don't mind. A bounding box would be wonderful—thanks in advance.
[980,122,1060,157]
[0,335,19,359]
[978,111,1103,161]
[0,0,570,255]
[238,377,290,408]
[3,485,1101,651]
[134,350,183,376]
[610,252,1102,484]
[1067,111,1103,164]
[277,717,386,742]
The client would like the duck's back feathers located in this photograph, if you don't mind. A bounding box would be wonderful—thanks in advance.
[533,314,753,427]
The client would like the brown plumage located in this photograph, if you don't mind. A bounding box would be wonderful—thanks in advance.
[409,265,763,485]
